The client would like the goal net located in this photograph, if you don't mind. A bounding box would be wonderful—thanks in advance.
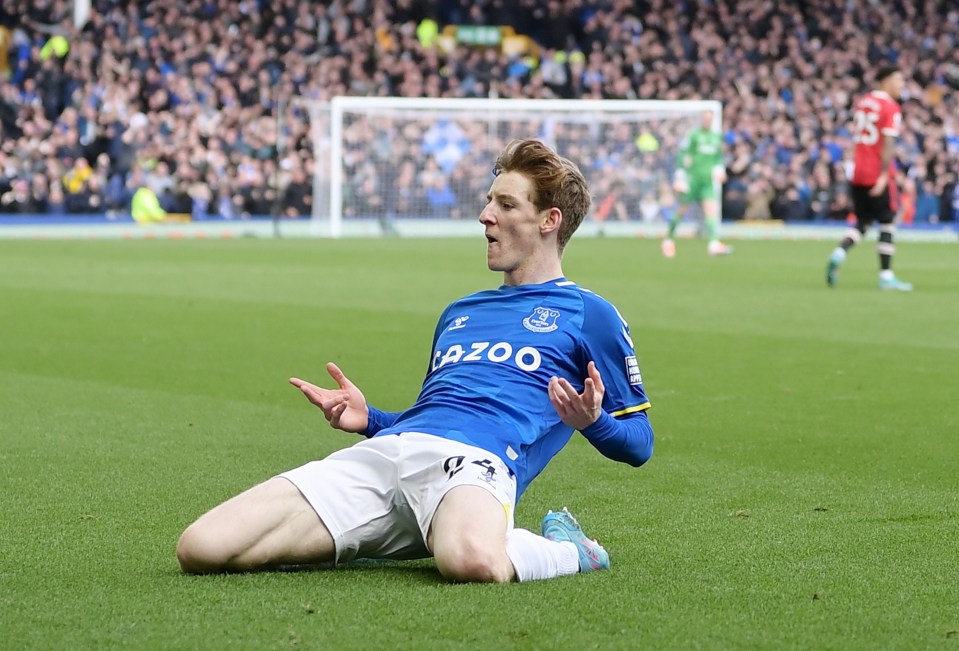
[303,97,721,237]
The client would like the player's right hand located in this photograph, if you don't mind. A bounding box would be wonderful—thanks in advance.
[869,173,888,197]
[290,362,369,433]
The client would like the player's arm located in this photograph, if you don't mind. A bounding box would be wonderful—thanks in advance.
[560,298,655,465]
[870,133,896,196]
[548,362,654,467]
[678,132,693,171]
[871,108,901,196]
[363,405,401,437]
[581,409,653,467]
[673,133,692,192]
[710,137,727,183]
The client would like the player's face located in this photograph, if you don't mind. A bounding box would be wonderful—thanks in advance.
[886,71,905,100]
[480,171,550,278]
[701,111,714,130]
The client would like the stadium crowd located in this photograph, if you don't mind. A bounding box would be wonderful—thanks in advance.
[0,0,957,223]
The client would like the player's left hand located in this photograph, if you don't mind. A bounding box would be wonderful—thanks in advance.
[548,361,606,430]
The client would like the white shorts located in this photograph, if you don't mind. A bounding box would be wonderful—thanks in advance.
[278,432,516,564]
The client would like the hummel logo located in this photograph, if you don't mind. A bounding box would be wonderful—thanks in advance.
[448,316,470,330]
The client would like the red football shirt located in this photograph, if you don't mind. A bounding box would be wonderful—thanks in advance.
[851,90,901,187]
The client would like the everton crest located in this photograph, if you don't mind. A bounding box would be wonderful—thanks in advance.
[523,306,561,333]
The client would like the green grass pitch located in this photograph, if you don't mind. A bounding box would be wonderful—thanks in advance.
[1,236,957,650]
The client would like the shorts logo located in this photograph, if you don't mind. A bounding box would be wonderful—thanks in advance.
[472,459,498,484]
[444,456,499,485]
[523,307,560,333]
[448,316,470,331]
[444,455,465,478]
[625,355,643,385]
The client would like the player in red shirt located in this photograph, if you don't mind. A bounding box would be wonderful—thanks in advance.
[826,65,912,291]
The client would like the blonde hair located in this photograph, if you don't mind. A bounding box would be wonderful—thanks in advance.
[493,139,591,253]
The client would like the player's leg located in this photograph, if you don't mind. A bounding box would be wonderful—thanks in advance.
[407,434,604,583]
[689,172,731,255]
[827,185,869,287]
[428,485,517,582]
[426,456,605,582]
[416,442,521,582]
[177,477,335,573]
[661,201,685,258]
[428,486,587,583]
[662,170,691,257]
[702,196,732,255]
[876,193,912,291]
[541,507,610,571]
[826,223,863,286]
[877,224,913,290]
[178,436,414,573]
[421,446,577,583]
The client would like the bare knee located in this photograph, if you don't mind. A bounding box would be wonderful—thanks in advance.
[176,522,229,574]
[429,485,514,583]
[434,538,513,584]
[176,478,336,574]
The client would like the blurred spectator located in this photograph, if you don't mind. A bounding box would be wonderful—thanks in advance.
[45,182,66,214]
[900,178,917,226]
[593,179,629,222]
[657,180,679,225]
[947,176,959,222]
[389,159,420,218]
[0,23,10,80]
[131,185,166,224]
[913,180,940,223]
[61,155,90,193]
[773,185,806,222]
[638,191,661,223]
[744,177,775,221]
[188,181,211,221]
[807,163,834,221]
[419,156,456,219]
[0,178,37,212]
[283,164,312,218]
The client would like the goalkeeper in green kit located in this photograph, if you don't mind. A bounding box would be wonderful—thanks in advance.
[661,110,732,257]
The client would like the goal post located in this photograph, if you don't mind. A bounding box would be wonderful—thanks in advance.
[309,97,721,237]
[291,97,332,235]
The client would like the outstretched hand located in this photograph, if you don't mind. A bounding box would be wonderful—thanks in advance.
[548,361,606,431]
[289,362,369,433]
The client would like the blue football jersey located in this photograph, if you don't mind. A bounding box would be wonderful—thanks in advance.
[374,277,650,498]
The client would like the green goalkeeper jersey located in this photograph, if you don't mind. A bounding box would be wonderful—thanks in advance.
[679,128,724,180]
